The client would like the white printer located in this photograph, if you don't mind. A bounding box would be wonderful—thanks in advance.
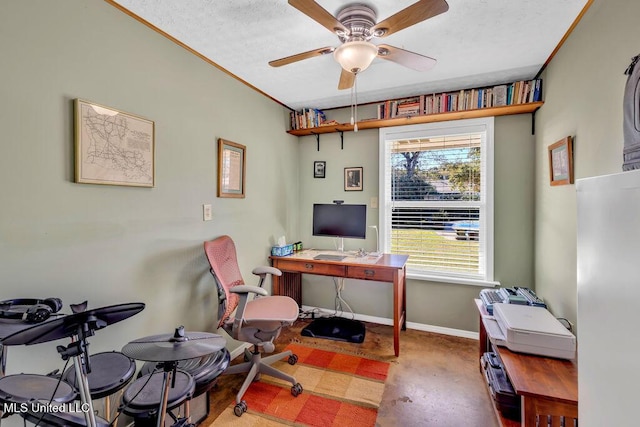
[492,303,576,360]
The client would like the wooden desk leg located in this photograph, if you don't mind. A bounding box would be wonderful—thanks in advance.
[478,311,487,371]
[272,269,282,296]
[393,268,406,357]
[401,266,407,331]
[522,396,536,427]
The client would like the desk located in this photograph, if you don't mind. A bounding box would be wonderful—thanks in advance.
[270,250,408,356]
[475,300,578,427]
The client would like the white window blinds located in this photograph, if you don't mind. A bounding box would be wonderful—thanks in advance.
[379,118,494,284]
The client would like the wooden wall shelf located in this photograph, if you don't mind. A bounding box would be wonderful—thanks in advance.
[287,102,543,136]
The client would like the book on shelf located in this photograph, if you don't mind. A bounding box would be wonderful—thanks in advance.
[493,85,508,106]
[391,78,543,119]
[289,108,326,130]
[377,96,424,119]
[290,79,543,131]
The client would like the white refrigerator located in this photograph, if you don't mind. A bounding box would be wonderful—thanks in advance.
[576,168,640,426]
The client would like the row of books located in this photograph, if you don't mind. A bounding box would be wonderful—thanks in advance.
[290,108,326,130]
[377,79,543,119]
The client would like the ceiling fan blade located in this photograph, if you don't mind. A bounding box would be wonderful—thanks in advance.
[269,46,335,67]
[377,44,437,72]
[288,0,348,35]
[372,0,449,38]
[338,69,355,90]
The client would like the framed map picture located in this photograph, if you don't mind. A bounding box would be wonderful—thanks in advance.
[74,99,155,187]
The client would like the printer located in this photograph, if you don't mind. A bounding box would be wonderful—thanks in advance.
[492,303,576,360]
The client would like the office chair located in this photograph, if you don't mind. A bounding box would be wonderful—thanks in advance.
[204,235,302,417]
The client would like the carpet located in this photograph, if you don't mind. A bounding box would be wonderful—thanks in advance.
[211,343,390,426]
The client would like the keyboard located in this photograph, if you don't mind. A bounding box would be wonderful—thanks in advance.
[481,290,504,304]
[479,289,506,315]
[313,254,347,261]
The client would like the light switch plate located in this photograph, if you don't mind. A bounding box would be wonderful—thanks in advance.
[370,197,378,209]
[203,204,212,221]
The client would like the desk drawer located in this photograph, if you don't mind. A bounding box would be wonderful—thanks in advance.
[275,259,346,277]
[347,266,395,282]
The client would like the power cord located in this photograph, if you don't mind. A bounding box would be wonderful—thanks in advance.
[333,277,355,320]
[556,317,573,332]
[298,307,322,320]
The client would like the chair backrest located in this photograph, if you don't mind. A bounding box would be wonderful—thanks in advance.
[204,235,245,328]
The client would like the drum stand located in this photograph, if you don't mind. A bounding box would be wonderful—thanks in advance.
[156,361,191,427]
[1,345,7,378]
[56,320,104,427]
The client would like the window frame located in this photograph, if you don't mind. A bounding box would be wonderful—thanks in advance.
[378,117,497,287]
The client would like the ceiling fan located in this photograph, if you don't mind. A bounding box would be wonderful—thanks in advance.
[269,0,449,90]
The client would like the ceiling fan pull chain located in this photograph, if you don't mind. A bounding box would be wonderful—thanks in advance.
[350,79,355,126]
[354,73,359,132]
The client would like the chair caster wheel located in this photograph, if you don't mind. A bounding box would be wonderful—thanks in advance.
[234,400,247,417]
[291,383,303,397]
[288,354,298,365]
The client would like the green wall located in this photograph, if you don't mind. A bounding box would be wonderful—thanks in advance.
[4,0,623,378]
[534,0,639,330]
[0,0,298,374]
[296,109,535,333]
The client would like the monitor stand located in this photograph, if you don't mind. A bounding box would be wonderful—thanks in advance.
[301,316,365,344]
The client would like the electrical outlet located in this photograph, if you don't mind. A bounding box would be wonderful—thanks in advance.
[203,204,212,221]
[370,197,378,209]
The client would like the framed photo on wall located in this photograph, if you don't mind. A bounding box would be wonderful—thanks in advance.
[314,161,326,178]
[74,99,155,187]
[217,138,246,198]
[548,136,574,186]
[344,167,363,191]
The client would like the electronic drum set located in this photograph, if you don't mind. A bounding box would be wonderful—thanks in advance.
[0,299,230,427]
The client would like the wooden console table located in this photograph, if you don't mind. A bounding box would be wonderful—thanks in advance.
[475,299,578,427]
[270,251,408,356]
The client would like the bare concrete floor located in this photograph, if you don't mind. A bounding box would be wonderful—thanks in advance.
[205,319,499,426]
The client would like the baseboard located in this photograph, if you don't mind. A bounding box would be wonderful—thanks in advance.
[300,305,479,341]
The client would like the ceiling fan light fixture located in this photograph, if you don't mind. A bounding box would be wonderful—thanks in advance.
[333,41,378,74]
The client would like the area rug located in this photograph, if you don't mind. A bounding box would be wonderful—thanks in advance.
[210,343,390,426]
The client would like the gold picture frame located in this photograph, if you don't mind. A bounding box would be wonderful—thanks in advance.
[74,99,155,187]
[217,138,246,198]
[548,136,574,186]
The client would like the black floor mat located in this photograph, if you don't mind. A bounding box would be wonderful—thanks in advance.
[301,317,365,343]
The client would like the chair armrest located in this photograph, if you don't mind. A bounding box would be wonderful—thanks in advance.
[252,266,282,277]
[252,266,282,288]
[229,285,268,339]
[229,285,268,297]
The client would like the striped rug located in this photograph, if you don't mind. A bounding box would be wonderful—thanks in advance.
[211,343,390,426]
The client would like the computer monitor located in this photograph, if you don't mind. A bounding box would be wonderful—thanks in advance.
[312,203,367,243]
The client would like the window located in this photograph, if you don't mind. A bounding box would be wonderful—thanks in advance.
[378,118,495,286]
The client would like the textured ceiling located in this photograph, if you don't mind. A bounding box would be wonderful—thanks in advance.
[110,0,588,111]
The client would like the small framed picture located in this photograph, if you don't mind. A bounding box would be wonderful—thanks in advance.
[314,161,326,178]
[217,138,246,198]
[548,136,574,186]
[344,167,363,191]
